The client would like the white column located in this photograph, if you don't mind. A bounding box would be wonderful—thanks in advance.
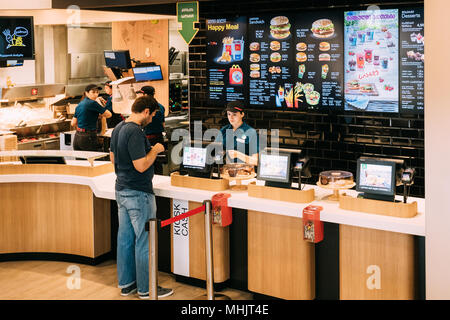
[425,0,450,300]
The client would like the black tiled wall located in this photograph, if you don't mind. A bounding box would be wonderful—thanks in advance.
[189,0,425,197]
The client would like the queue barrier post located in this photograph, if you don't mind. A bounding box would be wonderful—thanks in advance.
[148,218,159,300]
[195,199,231,300]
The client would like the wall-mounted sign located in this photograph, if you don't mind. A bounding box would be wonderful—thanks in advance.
[177,1,199,45]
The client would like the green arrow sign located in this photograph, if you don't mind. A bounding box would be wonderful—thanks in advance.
[177,1,199,45]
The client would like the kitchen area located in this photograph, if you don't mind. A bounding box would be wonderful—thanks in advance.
[0,10,189,174]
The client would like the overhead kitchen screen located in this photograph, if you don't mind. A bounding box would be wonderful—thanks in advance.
[0,16,34,60]
[205,6,424,114]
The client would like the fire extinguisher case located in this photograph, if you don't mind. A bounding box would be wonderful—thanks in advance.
[211,193,232,227]
[302,205,324,243]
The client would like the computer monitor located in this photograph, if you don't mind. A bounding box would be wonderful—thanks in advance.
[0,16,35,60]
[104,50,132,69]
[258,150,291,189]
[180,145,212,178]
[356,157,398,202]
[133,65,163,82]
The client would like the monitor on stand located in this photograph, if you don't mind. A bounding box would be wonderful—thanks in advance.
[356,157,402,202]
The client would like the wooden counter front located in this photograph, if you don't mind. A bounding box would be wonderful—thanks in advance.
[340,225,415,300]
[248,211,315,300]
[0,182,111,259]
[170,200,230,283]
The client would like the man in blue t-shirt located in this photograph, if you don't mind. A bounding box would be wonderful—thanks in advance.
[110,96,173,300]
[71,84,112,151]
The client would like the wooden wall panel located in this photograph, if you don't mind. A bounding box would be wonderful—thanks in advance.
[112,19,169,115]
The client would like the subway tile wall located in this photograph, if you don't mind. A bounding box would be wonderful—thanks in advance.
[188,1,425,197]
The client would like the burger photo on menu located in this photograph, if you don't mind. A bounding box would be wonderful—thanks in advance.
[250,53,260,63]
[250,70,260,78]
[319,42,330,51]
[250,42,260,51]
[311,19,335,38]
[270,16,291,39]
[270,52,282,63]
[296,42,307,51]
[296,52,307,62]
[319,53,331,61]
[270,41,281,51]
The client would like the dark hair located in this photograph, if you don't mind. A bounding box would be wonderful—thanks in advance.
[131,96,158,114]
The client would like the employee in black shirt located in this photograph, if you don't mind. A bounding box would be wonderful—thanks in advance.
[71,84,112,151]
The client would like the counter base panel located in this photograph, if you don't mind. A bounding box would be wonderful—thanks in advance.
[248,210,315,300]
[0,252,112,266]
[171,200,230,283]
[339,224,415,300]
[0,183,111,259]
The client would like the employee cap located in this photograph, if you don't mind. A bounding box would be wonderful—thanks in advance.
[136,86,155,96]
[85,84,102,92]
[225,101,245,113]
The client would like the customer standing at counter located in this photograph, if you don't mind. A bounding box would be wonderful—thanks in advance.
[136,85,166,174]
[109,96,173,300]
[218,101,259,166]
[71,84,112,151]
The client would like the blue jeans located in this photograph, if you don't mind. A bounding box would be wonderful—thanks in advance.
[115,189,156,295]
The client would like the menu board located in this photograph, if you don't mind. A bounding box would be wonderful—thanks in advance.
[344,9,400,112]
[206,17,247,106]
[292,11,344,109]
[205,6,425,114]
[247,15,295,108]
[399,8,424,113]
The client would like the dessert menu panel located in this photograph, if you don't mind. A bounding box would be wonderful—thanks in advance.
[206,17,248,105]
[399,8,424,113]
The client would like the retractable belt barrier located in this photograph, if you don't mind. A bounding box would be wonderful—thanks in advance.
[147,194,232,300]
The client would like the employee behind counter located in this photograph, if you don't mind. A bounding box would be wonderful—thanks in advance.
[217,101,259,166]
[71,84,112,152]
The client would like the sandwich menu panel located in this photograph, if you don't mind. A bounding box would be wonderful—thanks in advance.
[344,9,400,112]
[206,17,248,106]
[291,10,344,109]
[247,15,295,108]
[399,8,424,113]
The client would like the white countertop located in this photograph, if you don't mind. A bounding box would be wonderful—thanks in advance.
[0,169,425,236]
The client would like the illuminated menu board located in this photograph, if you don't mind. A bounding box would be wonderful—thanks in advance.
[344,9,400,112]
[291,10,344,109]
[399,7,424,113]
[206,17,248,105]
[205,6,424,114]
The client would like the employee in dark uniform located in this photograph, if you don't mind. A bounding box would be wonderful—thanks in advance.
[136,86,166,174]
[71,84,112,151]
[136,86,166,146]
[218,101,259,166]
[99,80,124,128]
